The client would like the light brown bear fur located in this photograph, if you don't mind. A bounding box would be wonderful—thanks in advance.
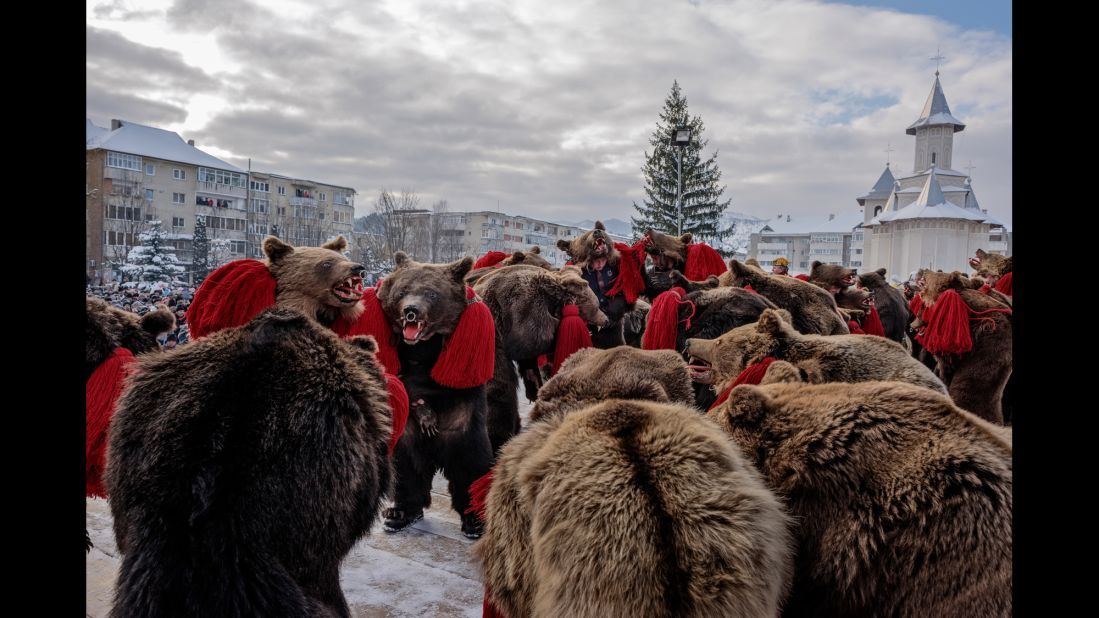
[808,260,857,293]
[474,399,794,618]
[722,259,849,335]
[263,235,367,327]
[555,220,619,268]
[706,381,1012,617]
[641,227,692,271]
[529,346,694,422]
[685,308,946,395]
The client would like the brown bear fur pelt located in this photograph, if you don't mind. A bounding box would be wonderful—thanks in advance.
[722,260,850,335]
[475,399,794,618]
[473,264,608,450]
[263,235,369,327]
[915,270,1012,424]
[465,247,555,285]
[86,296,175,381]
[529,346,695,422]
[105,309,393,618]
[857,268,910,343]
[707,381,1012,617]
[807,260,857,293]
[376,252,496,531]
[622,298,651,347]
[685,308,946,396]
[556,221,638,348]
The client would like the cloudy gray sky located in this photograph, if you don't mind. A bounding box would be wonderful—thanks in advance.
[86,0,1012,227]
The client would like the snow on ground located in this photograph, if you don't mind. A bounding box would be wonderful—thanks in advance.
[87,391,535,617]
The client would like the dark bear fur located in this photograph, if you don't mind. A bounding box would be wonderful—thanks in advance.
[105,309,393,618]
[465,247,554,285]
[638,228,694,295]
[86,297,175,381]
[723,260,849,335]
[473,264,608,449]
[622,298,651,347]
[969,248,1012,282]
[376,252,496,528]
[915,271,1012,424]
[856,268,909,343]
[707,381,1012,617]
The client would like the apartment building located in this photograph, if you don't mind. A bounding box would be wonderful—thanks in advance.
[748,212,863,276]
[86,118,357,283]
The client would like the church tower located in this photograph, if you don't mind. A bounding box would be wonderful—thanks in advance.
[906,72,966,172]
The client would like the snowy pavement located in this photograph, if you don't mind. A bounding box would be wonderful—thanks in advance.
[87,396,533,617]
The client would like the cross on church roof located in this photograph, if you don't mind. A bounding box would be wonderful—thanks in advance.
[965,161,976,177]
[884,141,894,167]
[931,46,946,76]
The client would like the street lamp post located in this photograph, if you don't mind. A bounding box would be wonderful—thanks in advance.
[670,124,692,235]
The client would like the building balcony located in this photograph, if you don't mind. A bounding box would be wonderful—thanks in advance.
[290,196,317,207]
[757,242,788,251]
[197,181,247,198]
[103,166,144,182]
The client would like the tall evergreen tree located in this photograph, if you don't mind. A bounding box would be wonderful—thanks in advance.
[120,220,187,283]
[631,81,734,245]
[191,215,209,284]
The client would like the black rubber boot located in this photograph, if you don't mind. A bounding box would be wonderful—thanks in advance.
[461,512,484,539]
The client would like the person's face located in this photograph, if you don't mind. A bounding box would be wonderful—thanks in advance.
[772,265,787,275]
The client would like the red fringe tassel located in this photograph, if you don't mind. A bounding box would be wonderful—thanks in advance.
[186,259,277,339]
[86,347,136,498]
[473,251,509,270]
[642,287,696,351]
[606,242,647,305]
[684,243,728,281]
[432,287,496,389]
[708,357,778,411]
[384,374,409,457]
[862,305,886,337]
[552,304,592,376]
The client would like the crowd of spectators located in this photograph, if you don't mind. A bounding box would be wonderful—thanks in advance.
[86,280,194,348]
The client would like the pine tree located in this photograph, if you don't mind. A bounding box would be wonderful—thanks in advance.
[191,215,209,284]
[120,220,187,283]
[631,81,734,246]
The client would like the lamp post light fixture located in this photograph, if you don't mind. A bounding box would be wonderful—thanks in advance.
[670,124,692,235]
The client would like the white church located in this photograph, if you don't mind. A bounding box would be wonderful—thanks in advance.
[856,72,1010,278]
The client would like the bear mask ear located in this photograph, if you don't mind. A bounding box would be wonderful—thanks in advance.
[729,259,750,277]
[975,249,988,259]
[264,236,294,262]
[876,267,887,277]
[556,239,572,252]
[393,252,411,268]
[321,236,347,252]
[448,256,474,281]
[679,232,693,245]
[594,220,606,231]
[759,360,805,385]
[510,251,526,264]
[811,260,822,270]
[757,308,795,339]
[529,245,541,254]
[725,385,769,424]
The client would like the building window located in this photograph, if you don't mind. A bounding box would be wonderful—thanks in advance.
[107,151,142,171]
[251,198,269,213]
[197,167,246,188]
[145,189,155,201]
[277,206,286,216]
[230,241,246,253]
[319,192,326,201]
[145,163,155,176]
[172,216,186,228]
[173,168,186,180]
[250,180,270,192]
[874,206,882,216]
[931,152,936,165]
[277,185,286,195]
[172,192,185,204]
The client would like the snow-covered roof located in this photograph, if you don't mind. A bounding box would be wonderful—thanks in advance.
[896,166,969,180]
[906,74,966,135]
[980,210,1006,226]
[857,165,896,203]
[758,210,864,235]
[895,186,923,194]
[963,186,981,212]
[86,119,244,173]
[86,119,109,145]
[886,172,986,223]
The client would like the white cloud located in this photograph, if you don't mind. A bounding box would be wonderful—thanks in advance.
[86,0,1012,227]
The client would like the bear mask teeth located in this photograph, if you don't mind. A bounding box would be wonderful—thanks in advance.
[332,276,365,303]
[402,320,426,343]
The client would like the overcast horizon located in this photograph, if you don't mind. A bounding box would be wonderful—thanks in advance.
[86,0,1012,228]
